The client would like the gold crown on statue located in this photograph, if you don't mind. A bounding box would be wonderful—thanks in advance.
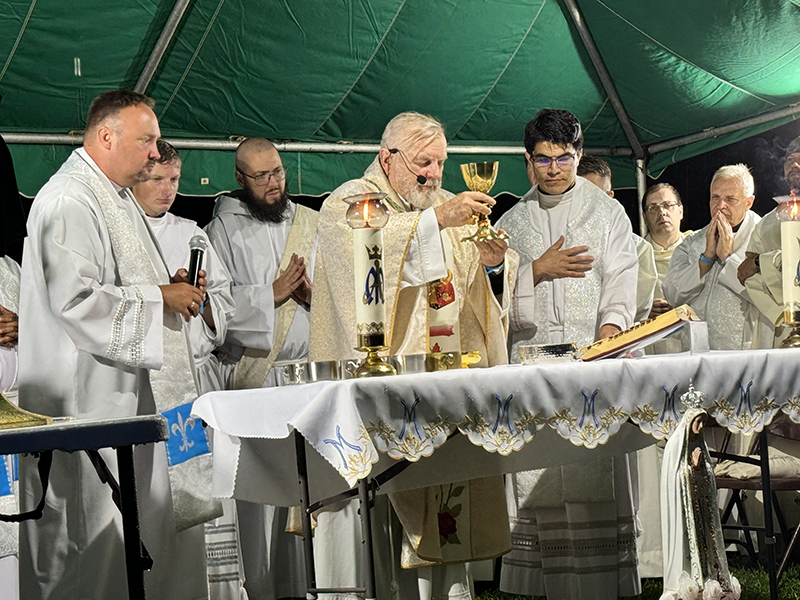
[366,245,382,261]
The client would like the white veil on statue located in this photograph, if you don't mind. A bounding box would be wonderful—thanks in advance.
[660,384,741,600]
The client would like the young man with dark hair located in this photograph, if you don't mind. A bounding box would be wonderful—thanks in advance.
[497,109,640,600]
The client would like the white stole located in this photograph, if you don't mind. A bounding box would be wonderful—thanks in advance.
[64,153,220,531]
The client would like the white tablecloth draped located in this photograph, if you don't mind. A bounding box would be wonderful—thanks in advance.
[192,348,800,506]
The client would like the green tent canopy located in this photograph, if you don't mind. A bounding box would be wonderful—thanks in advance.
[2,0,799,197]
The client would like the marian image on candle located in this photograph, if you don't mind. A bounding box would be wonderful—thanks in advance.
[346,192,391,349]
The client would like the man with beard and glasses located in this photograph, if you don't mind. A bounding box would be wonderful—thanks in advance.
[18,90,215,600]
[737,136,800,347]
[205,136,317,600]
[309,111,519,600]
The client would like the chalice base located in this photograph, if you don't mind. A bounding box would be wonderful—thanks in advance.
[461,218,510,243]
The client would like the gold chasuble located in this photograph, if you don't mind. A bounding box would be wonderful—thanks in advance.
[311,158,518,567]
[310,157,518,366]
[233,205,318,389]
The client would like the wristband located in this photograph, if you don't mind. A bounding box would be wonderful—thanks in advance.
[484,261,505,276]
[699,253,714,266]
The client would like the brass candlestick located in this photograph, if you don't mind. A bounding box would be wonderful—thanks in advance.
[781,305,800,348]
[460,162,509,243]
[354,342,397,378]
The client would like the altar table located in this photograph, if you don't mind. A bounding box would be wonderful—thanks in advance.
[192,348,800,506]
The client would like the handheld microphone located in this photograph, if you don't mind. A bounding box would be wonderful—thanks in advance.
[389,148,427,185]
[188,235,207,288]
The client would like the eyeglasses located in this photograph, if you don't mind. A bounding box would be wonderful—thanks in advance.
[531,153,576,170]
[645,201,681,214]
[237,167,286,186]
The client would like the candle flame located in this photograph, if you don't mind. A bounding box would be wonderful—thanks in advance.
[791,190,799,219]
[362,200,370,227]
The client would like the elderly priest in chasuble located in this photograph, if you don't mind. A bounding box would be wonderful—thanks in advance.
[17,90,217,600]
[496,109,640,600]
[310,111,519,599]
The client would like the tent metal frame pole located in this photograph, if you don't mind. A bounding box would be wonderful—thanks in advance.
[133,0,192,94]
[0,133,632,157]
[635,157,648,236]
[562,0,645,160]
[647,103,800,154]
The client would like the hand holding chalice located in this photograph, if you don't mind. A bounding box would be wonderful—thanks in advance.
[460,161,510,243]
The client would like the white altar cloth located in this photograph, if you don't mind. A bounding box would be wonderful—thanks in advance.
[192,349,800,507]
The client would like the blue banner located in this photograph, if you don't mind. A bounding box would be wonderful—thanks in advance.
[162,403,210,467]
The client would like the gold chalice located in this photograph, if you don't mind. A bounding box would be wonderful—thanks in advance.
[460,162,509,243]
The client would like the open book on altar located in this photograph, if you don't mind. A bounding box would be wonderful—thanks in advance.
[580,304,702,361]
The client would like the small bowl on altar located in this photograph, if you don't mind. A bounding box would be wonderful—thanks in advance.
[306,360,343,382]
[519,343,578,365]
[386,354,428,375]
[274,359,343,385]
[275,360,307,385]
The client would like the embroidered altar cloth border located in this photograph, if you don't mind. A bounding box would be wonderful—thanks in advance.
[192,348,800,506]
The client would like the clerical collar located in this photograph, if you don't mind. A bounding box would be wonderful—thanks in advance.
[536,184,575,209]
[731,221,742,233]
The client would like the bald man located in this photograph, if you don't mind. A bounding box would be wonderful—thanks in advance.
[205,137,318,600]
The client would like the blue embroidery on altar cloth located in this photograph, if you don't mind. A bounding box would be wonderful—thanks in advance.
[162,403,210,467]
[0,455,15,497]
[493,394,514,434]
[662,385,681,420]
[736,380,755,416]
[399,397,422,439]
[324,426,362,470]
[579,389,600,428]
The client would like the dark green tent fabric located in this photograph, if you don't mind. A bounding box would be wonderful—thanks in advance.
[2,0,799,196]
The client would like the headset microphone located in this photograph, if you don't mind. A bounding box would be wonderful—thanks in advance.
[389,148,427,185]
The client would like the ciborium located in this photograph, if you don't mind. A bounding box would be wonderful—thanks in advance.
[460,161,509,243]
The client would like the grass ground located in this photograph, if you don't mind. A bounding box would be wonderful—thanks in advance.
[476,563,800,600]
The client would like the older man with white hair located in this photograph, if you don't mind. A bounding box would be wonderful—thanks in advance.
[310,111,519,600]
[662,164,761,349]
